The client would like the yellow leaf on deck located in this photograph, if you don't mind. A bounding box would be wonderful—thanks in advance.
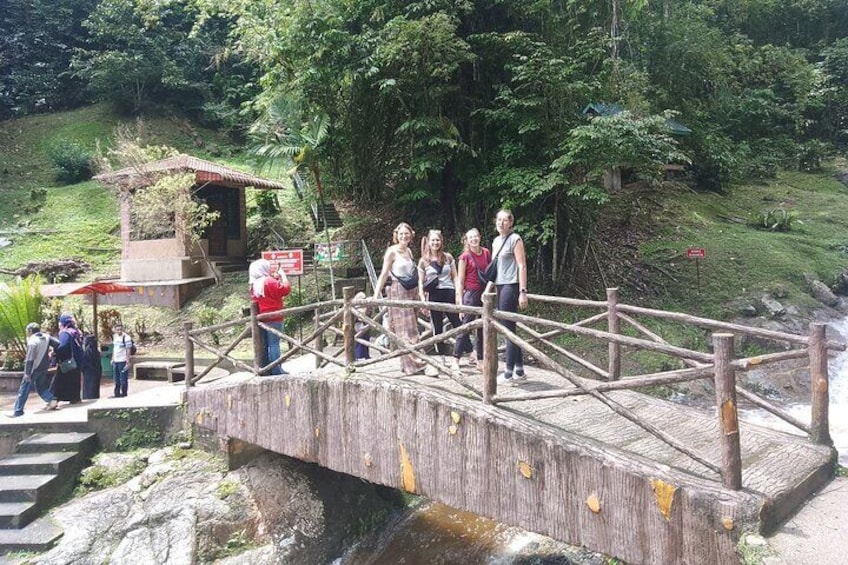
[748,357,762,366]
[227,395,232,410]
[650,478,677,520]
[518,461,533,479]
[448,425,458,435]
[586,493,601,513]
[285,394,291,407]
[722,516,734,530]
[315,428,320,438]
[399,442,416,493]
[451,411,461,424]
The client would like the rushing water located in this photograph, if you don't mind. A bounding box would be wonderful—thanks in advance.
[742,318,848,464]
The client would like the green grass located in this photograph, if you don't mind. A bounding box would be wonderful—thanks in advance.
[632,165,848,318]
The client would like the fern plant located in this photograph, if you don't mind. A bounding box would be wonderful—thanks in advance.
[0,276,43,369]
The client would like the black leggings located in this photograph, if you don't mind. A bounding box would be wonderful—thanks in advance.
[454,289,482,360]
[428,287,462,356]
[496,283,523,370]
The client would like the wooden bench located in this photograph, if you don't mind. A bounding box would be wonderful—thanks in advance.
[133,361,184,382]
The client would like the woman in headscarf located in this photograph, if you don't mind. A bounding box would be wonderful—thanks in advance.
[249,258,292,375]
[53,313,83,404]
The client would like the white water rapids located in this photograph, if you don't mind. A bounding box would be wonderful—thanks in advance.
[743,318,848,464]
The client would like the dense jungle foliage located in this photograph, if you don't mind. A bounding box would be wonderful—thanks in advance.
[1,0,847,293]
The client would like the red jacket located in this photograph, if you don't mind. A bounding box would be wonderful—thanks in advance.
[250,277,292,322]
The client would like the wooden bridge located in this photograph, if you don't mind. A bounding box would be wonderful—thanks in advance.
[182,288,840,564]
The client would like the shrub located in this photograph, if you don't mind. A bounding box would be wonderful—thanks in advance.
[797,140,831,172]
[749,208,797,232]
[48,140,93,183]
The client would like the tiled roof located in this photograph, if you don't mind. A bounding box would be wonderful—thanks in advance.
[93,154,289,190]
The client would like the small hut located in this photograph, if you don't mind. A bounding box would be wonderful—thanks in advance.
[94,155,289,308]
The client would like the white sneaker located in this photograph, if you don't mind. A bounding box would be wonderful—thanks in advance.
[424,365,440,377]
[497,373,513,386]
[512,368,527,381]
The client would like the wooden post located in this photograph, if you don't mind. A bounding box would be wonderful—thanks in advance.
[482,290,498,404]
[809,323,832,446]
[607,287,620,381]
[314,307,324,369]
[343,286,356,366]
[250,302,265,376]
[713,332,742,490]
[183,321,194,391]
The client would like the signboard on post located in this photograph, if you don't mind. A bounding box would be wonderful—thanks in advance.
[685,247,705,293]
[686,247,706,259]
[262,249,304,276]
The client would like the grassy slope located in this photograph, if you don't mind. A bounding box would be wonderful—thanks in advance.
[634,167,848,318]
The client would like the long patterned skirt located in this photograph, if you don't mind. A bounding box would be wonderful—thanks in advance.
[387,280,426,374]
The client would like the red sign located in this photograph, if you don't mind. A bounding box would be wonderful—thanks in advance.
[262,249,304,276]
[686,247,706,259]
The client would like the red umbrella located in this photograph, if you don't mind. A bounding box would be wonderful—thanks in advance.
[41,281,136,339]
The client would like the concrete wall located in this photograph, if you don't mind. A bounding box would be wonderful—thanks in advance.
[121,257,202,282]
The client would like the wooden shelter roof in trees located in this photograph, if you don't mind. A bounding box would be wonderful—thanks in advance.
[93,154,289,191]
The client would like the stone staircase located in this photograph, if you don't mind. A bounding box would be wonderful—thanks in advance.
[0,432,97,555]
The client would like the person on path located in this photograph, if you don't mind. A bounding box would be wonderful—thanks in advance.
[81,333,102,400]
[53,313,83,404]
[373,222,428,375]
[353,291,372,361]
[249,258,292,375]
[418,230,462,368]
[452,228,491,371]
[111,323,134,397]
[492,209,529,384]
[7,322,59,417]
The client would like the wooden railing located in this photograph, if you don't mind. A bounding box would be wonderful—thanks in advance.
[183,286,842,490]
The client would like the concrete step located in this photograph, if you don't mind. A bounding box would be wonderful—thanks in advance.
[0,515,63,554]
[0,452,79,476]
[15,432,97,456]
[0,475,57,503]
[0,502,38,529]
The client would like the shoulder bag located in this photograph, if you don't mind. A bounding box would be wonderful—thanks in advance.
[483,234,513,284]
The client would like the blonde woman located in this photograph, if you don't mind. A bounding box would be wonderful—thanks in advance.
[452,228,491,370]
[418,230,461,364]
[492,209,529,384]
[373,222,428,375]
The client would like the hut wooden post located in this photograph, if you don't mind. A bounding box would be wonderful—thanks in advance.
[183,321,194,391]
[482,290,497,404]
[607,287,621,381]
[314,307,324,369]
[713,332,742,490]
[809,323,832,446]
[342,286,356,366]
[250,302,265,376]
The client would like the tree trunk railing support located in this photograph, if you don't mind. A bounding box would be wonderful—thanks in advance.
[713,332,742,490]
[809,323,832,446]
[607,287,621,381]
[314,308,324,369]
[342,286,356,367]
[482,290,497,404]
[183,321,194,391]
[250,302,265,376]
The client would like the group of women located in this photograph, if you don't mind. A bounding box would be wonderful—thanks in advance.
[373,209,529,383]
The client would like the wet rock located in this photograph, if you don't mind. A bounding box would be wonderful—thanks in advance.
[810,279,840,307]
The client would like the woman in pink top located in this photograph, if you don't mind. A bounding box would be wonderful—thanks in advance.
[452,228,491,370]
[249,258,292,375]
